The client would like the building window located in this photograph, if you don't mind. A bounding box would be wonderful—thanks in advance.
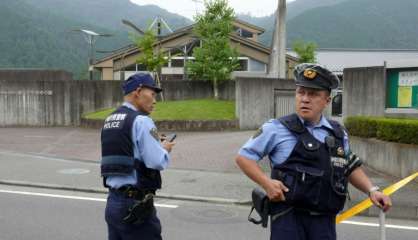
[249,58,266,72]
[137,64,147,71]
[171,58,184,67]
[241,29,253,38]
[124,65,136,71]
[233,27,254,39]
[236,59,248,71]
[170,48,183,57]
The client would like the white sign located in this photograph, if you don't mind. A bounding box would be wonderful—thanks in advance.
[399,71,418,86]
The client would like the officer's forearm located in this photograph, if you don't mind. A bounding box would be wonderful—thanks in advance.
[235,155,271,190]
[348,167,374,194]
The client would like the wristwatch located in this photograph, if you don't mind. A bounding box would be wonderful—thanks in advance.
[368,186,380,196]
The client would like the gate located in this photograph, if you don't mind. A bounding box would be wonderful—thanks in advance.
[274,89,295,118]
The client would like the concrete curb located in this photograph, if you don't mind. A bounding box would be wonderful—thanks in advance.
[0,180,249,206]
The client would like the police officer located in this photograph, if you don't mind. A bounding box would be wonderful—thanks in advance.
[236,63,392,240]
[101,73,175,240]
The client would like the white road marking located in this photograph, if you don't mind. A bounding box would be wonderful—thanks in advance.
[341,220,418,231]
[1,189,416,230]
[0,189,178,208]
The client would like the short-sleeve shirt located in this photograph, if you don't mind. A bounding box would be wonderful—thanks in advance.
[106,102,170,188]
[238,115,349,167]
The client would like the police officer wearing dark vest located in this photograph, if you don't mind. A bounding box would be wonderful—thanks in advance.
[236,63,392,240]
[101,72,175,240]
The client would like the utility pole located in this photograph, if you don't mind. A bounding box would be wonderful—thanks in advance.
[268,0,287,79]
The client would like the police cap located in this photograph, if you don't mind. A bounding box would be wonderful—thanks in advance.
[293,63,340,91]
[122,73,162,95]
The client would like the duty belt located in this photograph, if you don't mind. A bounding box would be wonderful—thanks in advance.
[111,186,156,200]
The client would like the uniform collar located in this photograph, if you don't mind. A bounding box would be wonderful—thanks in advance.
[122,102,137,111]
[298,115,333,130]
[122,101,149,116]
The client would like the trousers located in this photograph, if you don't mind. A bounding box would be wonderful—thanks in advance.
[270,208,336,240]
[105,190,162,240]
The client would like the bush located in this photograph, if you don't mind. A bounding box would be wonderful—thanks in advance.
[377,118,418,144]
[344,116,418,145]
[344,116,379,138]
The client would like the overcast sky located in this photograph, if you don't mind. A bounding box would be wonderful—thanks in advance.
[130,0,296,20]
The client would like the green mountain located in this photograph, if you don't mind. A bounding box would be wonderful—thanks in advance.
[0,0,191,78]
[0,0,86,77]
[20,0,191,33]
[287,0,348,19]
[237,0,349,45]
[287,0,418,49]
[2,0,418,77]
[239,0,418,49]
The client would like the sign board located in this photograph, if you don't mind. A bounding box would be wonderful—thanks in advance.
[386,69,418,108]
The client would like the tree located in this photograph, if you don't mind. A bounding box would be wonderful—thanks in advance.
[133,29,168,99]
[292,40,317,63]
[134,29,167,73]
[188,0,239,99]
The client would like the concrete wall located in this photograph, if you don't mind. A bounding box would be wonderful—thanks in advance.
[160,80,235,101]
[236,76,295,129]
[342,66,386,118]
[334,67,418,180]
[0,79,123,126]
[350,136,418,179]
[0,70,235,126]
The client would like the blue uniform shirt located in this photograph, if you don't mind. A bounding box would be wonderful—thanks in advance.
[238,115,349,167]
[106,102,170,188]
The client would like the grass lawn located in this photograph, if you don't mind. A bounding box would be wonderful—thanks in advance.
[84,99,236,121]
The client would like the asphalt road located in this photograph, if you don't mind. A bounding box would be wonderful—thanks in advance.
[0,185,417,240]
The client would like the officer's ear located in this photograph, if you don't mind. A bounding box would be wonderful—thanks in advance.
[135,87,143,95]
[324,90,331,105]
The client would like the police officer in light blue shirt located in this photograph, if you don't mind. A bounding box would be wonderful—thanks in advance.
[236,63,391,240]
[238,116,350,167]
[101,73,175,240]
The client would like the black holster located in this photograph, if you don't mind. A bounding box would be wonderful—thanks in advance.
[123,193,155,225]
[248,188,270,228]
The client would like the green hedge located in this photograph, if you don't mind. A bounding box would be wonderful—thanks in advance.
[344,116,418,145]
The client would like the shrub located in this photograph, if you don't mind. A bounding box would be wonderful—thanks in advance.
[344,116,379,138]
[344,116,418,145]
[377,118,418,144]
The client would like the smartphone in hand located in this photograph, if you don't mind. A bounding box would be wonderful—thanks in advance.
[166,133,177,142]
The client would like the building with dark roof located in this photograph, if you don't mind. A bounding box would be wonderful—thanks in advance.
[92,19,299,80]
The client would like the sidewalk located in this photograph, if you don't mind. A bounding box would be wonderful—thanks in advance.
[0,149,416,220]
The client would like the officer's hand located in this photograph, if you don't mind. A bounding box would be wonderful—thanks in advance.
[370,191,392,212]
[265,179,289,202]
[162,140,175,153]
[160,134,167,142]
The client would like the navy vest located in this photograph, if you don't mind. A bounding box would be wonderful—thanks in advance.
[271,114,349,214]
[100,106,161,190]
